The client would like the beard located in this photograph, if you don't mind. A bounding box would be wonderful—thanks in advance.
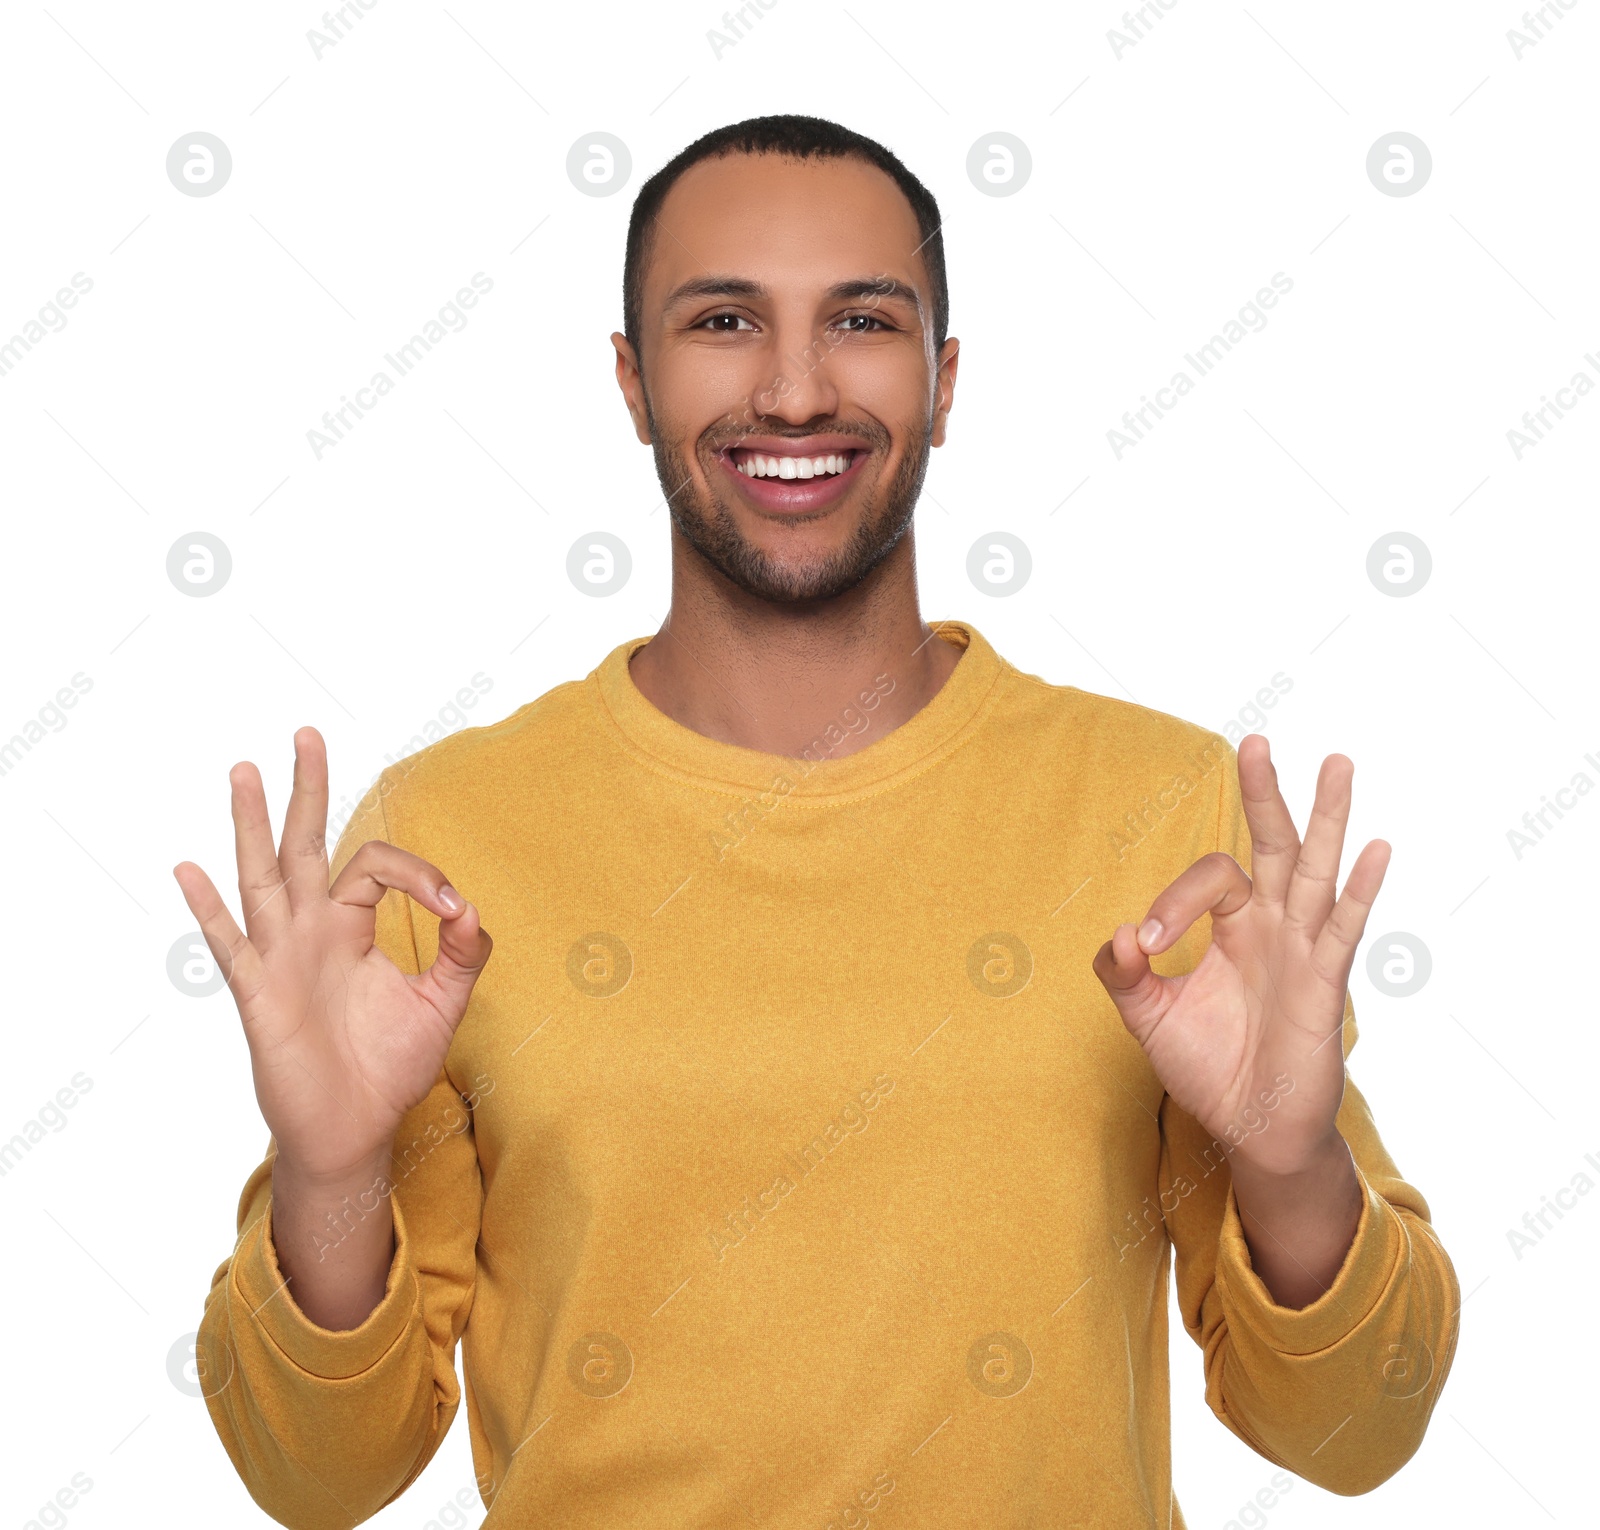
[643,394,933,605]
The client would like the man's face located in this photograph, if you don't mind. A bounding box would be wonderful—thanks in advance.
[614,152,958,605]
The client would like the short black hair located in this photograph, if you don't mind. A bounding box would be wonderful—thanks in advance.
[623,114,948,367]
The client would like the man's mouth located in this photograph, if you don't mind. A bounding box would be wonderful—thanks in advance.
[727,448,860,480]
[714,438,871,513]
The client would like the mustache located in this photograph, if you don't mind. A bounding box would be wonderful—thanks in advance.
[703,426,884,452]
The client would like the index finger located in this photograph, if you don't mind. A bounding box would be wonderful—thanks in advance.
[1132,850,1252,957]
[328,839,468,924]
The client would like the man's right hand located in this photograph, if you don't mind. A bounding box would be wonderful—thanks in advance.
[175,726,492,1323]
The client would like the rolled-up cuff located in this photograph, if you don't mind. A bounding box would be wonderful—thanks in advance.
[232,1193,419,1379]
[1214,1157,1406,1356]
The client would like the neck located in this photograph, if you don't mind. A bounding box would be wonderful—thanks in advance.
[627,529,963,760]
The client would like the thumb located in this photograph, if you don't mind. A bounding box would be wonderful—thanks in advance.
[418,901,494,1024]
[1091,922,1173,1044]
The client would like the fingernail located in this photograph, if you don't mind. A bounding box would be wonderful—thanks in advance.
[1137,918,1163,951]
[438,884,464,912]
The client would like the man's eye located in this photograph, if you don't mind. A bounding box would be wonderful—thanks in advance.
[701,313,755,331]
[837,313,889,333]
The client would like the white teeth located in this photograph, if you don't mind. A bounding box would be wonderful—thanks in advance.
[734,450,853,480]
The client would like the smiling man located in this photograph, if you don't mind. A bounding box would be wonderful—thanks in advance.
[616,136,964,745]
[189,116,1460,1529]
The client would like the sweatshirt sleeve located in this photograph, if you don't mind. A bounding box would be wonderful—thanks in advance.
[1159,741,1462,1494]
[195,770,484,1529]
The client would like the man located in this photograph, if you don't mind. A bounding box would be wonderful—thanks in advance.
[180,115,1459,1529]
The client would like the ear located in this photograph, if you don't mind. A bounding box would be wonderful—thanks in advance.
[930,336,960,448]
[611,331,652,444]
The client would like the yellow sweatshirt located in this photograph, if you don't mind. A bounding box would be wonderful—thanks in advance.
[198,620,1460,1529]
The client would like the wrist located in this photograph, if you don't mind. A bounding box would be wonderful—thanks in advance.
[1227,1132,1365,1308]
[1230,1127,1350,1185]
[272,1144,394,1203]
[1228,1126,1356,1222]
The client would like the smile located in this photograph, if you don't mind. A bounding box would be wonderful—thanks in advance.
[715,439,870,513]
[729,449,857,479]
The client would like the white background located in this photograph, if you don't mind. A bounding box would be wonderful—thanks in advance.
[1,2,1594,1526]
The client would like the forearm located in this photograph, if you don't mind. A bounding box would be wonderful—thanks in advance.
[1228,1133,1363,1309]
[199,1150,445,1530]
[271,1149,397,1330]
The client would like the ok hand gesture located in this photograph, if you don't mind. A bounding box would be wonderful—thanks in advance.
[1091,736,1389,1175]
[173,727,493,1186]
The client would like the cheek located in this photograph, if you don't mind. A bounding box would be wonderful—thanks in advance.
[670,347,786,419]
[832,349,923,412]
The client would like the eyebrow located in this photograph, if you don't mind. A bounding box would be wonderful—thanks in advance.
[661,274,925,319]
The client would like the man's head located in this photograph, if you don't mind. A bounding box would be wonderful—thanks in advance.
[612,115,958,607]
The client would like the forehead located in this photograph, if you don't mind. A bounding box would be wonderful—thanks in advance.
[645,152,928,307]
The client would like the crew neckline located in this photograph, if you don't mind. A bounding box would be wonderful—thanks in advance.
[591,619,1007,799]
